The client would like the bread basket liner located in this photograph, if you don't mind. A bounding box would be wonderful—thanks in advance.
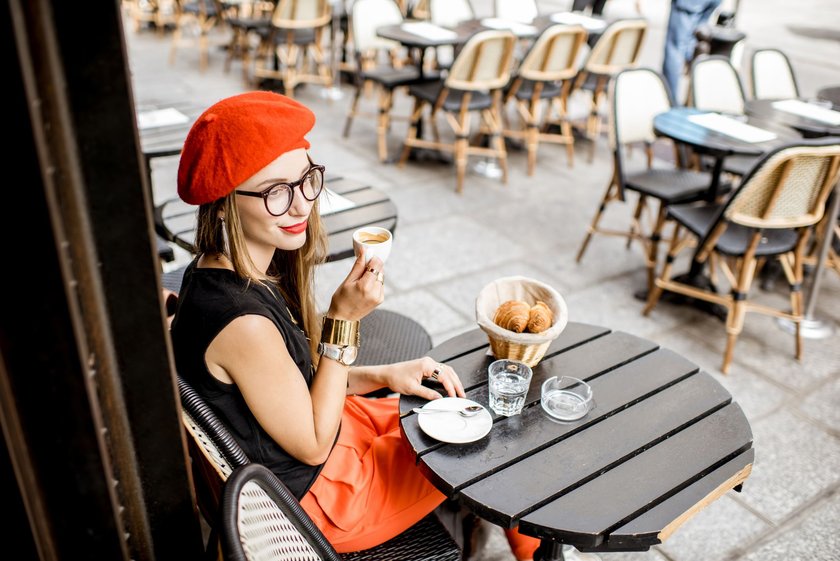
[475,275,569,345]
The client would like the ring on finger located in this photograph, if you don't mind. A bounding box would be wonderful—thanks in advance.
[430,368,441,381]
[367,267,378,276]
[376,271,384,283]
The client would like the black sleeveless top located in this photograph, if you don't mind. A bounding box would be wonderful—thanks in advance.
[170,259,324,499]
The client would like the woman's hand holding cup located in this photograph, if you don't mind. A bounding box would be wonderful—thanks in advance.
[327,252,386,322]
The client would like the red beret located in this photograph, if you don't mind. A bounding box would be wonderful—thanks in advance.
[177,91,316,205]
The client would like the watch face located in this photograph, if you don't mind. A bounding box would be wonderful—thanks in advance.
[342,345,358,365]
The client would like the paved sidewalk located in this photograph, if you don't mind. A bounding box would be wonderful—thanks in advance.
[125,1,840,559]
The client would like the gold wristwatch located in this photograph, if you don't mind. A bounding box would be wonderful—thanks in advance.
[318,317,360,366]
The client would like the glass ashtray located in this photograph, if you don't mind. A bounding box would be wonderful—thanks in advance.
[541,376,593,421]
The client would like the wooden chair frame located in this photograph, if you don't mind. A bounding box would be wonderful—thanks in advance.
[577,67,715,292]
[398,30,517,193]
[253,0,333,96]
[644,141,840,373]
[222,1,276,84]
[169,0,226,72]
[503,24,587,174]
[571,18,647,162]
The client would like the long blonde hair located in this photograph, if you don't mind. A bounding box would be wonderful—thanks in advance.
[194,192,329,363]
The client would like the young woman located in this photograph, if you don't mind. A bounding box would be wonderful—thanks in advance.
[170,91,539,560]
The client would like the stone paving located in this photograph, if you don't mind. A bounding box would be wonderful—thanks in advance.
[124,1,840,559]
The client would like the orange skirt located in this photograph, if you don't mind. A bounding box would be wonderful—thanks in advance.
[299,395,539,559]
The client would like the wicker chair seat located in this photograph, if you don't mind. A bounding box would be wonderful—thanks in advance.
[407,81,494,111]
[256,26,317,46]
[668,203,800,257]
[510,79,563,101]
[340,514,460,561]
[181,1,220,16]
[358,66,426,89]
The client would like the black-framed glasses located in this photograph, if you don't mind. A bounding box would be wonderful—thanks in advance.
[234,157,325,216]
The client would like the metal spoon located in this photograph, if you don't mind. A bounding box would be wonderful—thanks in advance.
[412,405,484,417]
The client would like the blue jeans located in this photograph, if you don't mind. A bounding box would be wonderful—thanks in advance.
[663,0,721,104]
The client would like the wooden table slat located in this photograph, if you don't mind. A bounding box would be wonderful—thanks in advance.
[519,403,753,548]
[458,368,724,526]
[608,449,754,550]
[418,348,703,499]
[401,334,669,465]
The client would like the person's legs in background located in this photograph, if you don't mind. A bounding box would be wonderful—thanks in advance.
[663,0,722,105]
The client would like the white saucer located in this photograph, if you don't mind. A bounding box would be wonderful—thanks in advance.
[416,397,493,444]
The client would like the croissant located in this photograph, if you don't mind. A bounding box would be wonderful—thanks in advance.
[527,301,554,334]
[494,300,530,333]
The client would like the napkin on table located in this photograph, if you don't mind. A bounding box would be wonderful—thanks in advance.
[771,99,840,125]
[400,21,459,41]
[688,112,778,143]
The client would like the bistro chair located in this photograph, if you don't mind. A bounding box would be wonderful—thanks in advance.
[221,463,461,561]
[169,0,225,72]
[222,1,277,84]
[570,18,647,162]
[503,24,588,174]
[576,67,726,292]
[126,0,178,33]
[343,0,429,162]
[253,0,333,96]
[178,375,251,561]
[688,54,746,115]
[644,139,840,374]
[398,30,517,193]
[750,47,799,100]
[494,0,539,23]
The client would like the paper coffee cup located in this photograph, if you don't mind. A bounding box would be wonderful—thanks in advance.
[353,227,392,264]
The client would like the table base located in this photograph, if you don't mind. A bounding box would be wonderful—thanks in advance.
[535,541,602,561]
[775,316,836,339]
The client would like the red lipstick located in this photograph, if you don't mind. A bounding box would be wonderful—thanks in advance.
[281,220,308,234]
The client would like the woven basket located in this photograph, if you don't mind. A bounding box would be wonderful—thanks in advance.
[475,276,568,367]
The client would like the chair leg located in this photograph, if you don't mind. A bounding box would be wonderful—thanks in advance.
[343,84,362,138]
[398,99,424,168]
[576,177,619,263]
[455,136,468,194]
[722,238,761,374]
[646,205,668,293]
[627,194,646,249]
[527,124,539,176]
[644,223,683,316]
[377,89,394,163]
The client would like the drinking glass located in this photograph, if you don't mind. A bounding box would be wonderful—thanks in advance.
[487,359,533,416]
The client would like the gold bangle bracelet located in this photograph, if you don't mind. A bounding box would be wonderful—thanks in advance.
[321,316,360,347]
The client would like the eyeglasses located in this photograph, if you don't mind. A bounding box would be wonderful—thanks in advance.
[234,158,325,216]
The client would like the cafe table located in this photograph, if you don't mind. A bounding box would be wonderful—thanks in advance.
[155,175,398,262]
[744,98,840,138]
[398,323,754,561]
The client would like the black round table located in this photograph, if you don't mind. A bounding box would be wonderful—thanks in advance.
[745,98,840,138]
[817,85,840,108]
[398,323,754,560]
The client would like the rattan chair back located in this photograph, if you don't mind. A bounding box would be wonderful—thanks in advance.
[609,66,672,150]
[517,24,587,84]
[723,142,840,230]
[750,47,799,100]
[351,0,404,54]
[445,30,517,91]
[582,18,646,76]
[689,54,746,114]
[271,0,331,30]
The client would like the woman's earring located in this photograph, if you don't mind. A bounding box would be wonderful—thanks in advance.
[220,216,230,260]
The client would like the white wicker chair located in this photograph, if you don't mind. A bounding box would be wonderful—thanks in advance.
[577,67,728,292]
[750,48,799,100]
[689,54,746,114]
[494,0,538,23]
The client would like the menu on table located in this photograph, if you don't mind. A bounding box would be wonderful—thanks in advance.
[688,112,778,143]
[136,107,189,130]
[319,188,356,216]
[771,99,840,125]
[549,11,607,31]
[400,21,459,41]
[480,18,538,37]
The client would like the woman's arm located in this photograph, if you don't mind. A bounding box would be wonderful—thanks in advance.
[348,358,465,400]
[206,314,349,466]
